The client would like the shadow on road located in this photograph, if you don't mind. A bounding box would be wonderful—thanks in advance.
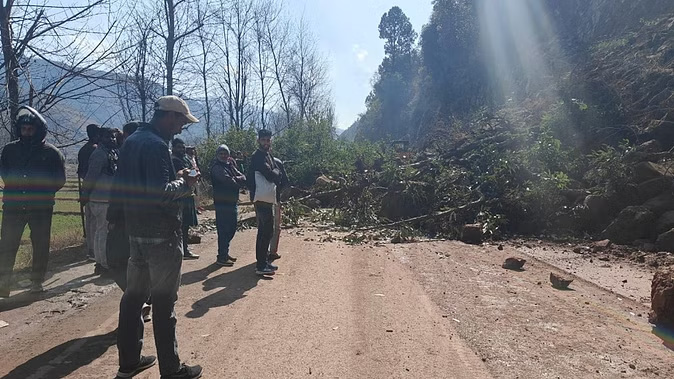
[0,272,114,313]
[181,263,222,286]
[185,262,271,319]
[0,244,116,312]
[1,329,117,379]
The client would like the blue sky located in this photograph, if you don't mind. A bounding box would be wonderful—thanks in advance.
[286,0,433,130]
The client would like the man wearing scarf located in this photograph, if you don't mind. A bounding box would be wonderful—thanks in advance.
[0,106,66,296]
[210,144,246,266]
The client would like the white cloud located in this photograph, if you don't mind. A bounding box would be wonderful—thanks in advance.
[352,44,369,62]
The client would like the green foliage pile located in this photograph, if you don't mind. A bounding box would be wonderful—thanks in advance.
[332,102,641,239]
[197,119,384,188]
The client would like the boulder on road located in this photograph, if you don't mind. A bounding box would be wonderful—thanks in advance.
[592,239,612,252]
[655,211,674,236]
[550,272,573,289]
[502,257,526,270]
[633,162,671,184]
[643,193,674,216]
[649,267,674,327]
[461,224,483,245]
[637,177,672,202]
[656,228,674,252]
[601,206,656,245]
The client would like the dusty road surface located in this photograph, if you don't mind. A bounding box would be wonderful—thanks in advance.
[0,220,672,378]
[0,222,489,379]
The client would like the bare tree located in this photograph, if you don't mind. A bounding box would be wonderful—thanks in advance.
[116,14,162,122]
[151,0,203,96]
[194,0,216,137]
[216,0,255,130]
[252,0,280,130]
[0,0,123,140]
[265,8,292,130]
[288,19,329,126]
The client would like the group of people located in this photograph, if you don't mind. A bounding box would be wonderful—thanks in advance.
[0,95,289,379]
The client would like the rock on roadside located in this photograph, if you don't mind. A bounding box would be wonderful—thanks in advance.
[550,272,573,289]
[649,267,674,327]
[502,257,526,270]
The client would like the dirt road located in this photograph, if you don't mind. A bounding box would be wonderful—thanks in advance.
[0,221,672,378]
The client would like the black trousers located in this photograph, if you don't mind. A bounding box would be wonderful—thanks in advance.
[254,202,274,270]
[0,207,53,289]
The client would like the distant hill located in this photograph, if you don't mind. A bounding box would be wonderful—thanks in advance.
[5,59,216,159]
[339,120,360,142]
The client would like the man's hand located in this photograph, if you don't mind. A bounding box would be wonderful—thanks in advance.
[177,168,199,187]
[177,168,190,178]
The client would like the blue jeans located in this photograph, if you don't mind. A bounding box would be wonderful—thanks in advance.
[117,234,183,376]
[215,203,238,262]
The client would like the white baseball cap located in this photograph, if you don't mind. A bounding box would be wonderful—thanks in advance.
[154,96,199,123]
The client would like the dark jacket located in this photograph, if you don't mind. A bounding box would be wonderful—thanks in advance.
[273,157,288,202]
[77,141,97,179]
[211,159,245,205]
[247,148,282,202]
[113,124,192,238]
[0,109,66,210]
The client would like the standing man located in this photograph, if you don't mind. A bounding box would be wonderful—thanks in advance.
[82,127,119,275]
[78,123,101,261]
[0,106,66,297]
[115,96,202,379]
[269,157,288,261]
[171,138,200,260]
[210,144,246,267]
[248,129,282,276]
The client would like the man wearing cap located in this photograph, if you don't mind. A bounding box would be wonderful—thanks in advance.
[115,96,203,379]
[0,106,66,297]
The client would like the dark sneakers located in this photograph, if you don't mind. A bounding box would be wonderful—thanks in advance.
[116,355,157,378]
[227,255,238,262]
[29,282,45,294]
[255,266,276,275]
[267,263,278,271]
[215,259,234,267]
[161,364,203,379]
[183,251,200,260]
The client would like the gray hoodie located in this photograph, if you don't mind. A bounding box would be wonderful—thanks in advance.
[83,145,117,203]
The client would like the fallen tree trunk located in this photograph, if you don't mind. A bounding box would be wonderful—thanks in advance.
[354,195,485,232]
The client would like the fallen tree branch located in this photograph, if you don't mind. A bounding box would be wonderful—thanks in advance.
[354,195,485,232]
[293,188,344,203]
